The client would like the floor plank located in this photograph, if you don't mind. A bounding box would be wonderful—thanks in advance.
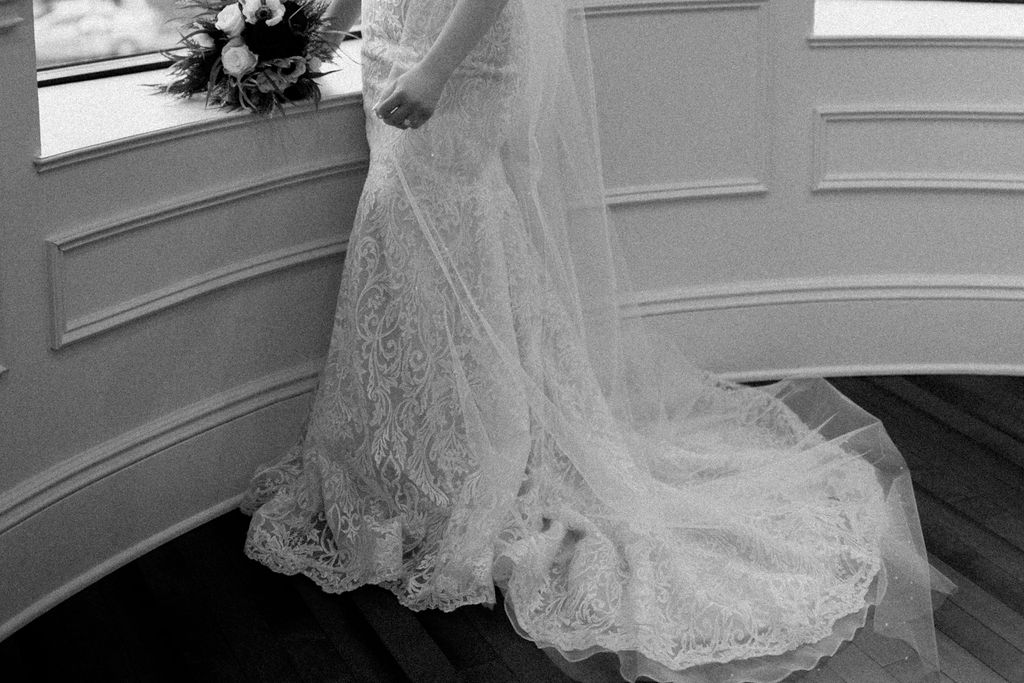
[414,604,502,672]
[935,631,1006,683]
[934,601,1024,683]
[134,543,250,682]
[348,586,461,683]
[95,561,201,682]
[290,581,407,682]
[870,376,1024,471]
[916,490,1024,615]
[827,642,900,683]
[462,594,572,682]
[796,667,848,683]
[173,523,306,683]
[928,554,1024,655]
[908,376,1024,473]
[856,626,919,668]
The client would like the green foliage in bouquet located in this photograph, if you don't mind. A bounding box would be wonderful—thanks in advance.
[161,0,340,116]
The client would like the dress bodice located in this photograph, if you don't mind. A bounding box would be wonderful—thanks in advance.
[361,0,525,75]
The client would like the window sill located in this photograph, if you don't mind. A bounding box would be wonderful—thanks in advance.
[35,39,364,172]
[813,0,1024,38]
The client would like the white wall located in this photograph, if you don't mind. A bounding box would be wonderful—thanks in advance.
[587,0,1024,380]
[815,0,1024,37]
[2,0,1024,641]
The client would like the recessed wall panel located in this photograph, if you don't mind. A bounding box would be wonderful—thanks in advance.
[587,0,769,202]
[47,160,367,347]
[814,108,1024,191]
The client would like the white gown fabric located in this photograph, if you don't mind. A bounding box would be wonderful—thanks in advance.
[242,0,949,680]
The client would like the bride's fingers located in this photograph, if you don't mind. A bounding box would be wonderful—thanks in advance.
[374,98,400,120]
[373,84,402,119]
[381,102,417,127]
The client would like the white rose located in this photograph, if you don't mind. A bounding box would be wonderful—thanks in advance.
[221,39,259,77]
[191,31,215,49]
[241,0,286,27]
[214,3,245,37]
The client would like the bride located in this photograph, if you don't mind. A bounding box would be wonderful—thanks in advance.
[241,0,950,680]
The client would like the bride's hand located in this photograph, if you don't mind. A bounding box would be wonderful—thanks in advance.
[374,63,447,130]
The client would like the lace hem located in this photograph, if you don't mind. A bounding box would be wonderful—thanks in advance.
[242,488,884,674]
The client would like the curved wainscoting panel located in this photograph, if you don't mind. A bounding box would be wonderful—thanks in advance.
[627,274,1024,380]
[693,302,1024,382]
[586,0,770,203]
[46,158,366,349]
[0,360,320,539]
[1,37,367,643]
[646,296,1024,382]
[0,363,319,640]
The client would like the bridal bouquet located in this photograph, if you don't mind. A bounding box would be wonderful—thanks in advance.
[162,0,338,115]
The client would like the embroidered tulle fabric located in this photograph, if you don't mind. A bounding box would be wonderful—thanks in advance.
[241,0,952,680]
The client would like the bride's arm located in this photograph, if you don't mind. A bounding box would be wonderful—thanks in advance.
[322,0,362,50]
[375,0,511,129]
[417,0,511,86]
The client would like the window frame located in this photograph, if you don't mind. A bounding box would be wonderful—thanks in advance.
[37,51,171,87]
[36,26,362,88]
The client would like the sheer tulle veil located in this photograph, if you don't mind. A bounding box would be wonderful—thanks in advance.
[244,0,952,679]
[485,0,950,680]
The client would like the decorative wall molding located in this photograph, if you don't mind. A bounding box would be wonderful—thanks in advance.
[720,362,1024,385]
[624,275,1024,381]
[591,0,771,203]
[621,273,1024,317]
[34,92,363,173]
[585,0,766,17]
[52,236,347,349]
[807,35,1024,49]
[47,158,366,348]
[0,359,321,537]
[812,107,1024,193]
[48,158,365,250]
[605,179,767,206]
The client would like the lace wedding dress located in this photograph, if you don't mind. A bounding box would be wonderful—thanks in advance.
[242,0,948,680]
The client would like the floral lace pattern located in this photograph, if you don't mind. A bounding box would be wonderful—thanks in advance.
[242,0,912,679]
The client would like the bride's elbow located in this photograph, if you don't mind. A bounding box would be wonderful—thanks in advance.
[324,0,362,34]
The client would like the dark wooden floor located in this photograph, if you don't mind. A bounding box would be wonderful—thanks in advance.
[2,376,1024,682]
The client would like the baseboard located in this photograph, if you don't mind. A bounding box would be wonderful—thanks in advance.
[720,362,1024,384]
[0,495,243,642]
